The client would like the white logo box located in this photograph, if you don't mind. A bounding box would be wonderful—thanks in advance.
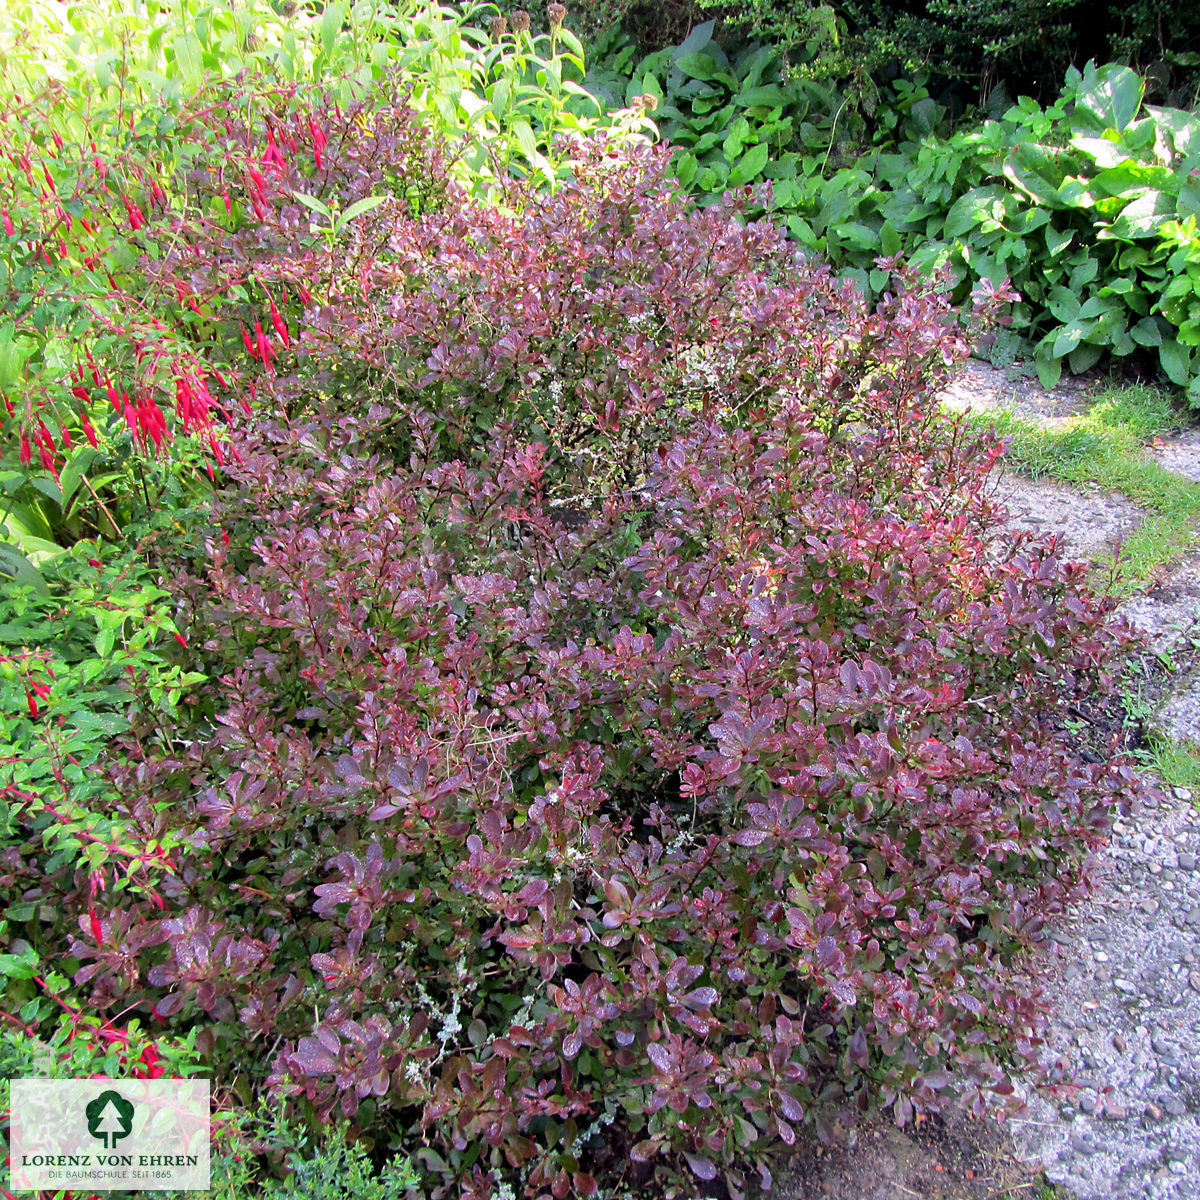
[9,1079,210,1192]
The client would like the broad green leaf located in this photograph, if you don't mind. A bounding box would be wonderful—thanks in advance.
[1160,337,1192,385]
[675,152,698,187]
[1146,105,1200,160]
[674,20,716,57]
[1131,316,1164,347]
[1002,143,1070,209]
[735,84,791,109]
[321,1,347,59]
[1068,135,1127,169]
[1078,296,1117,320]
[1071,62,1144,133]
[1035,346,1063,389]
[728,142,769,186]
[1101,189,1176,240]
[1068,343,1104,373]
[675,52,730,85]
[723,116,751,159]
[0,544,47,595]
[1052,320,1091,357]
[1046,286,1081,322]
[837,222,880,252]
[1045,226,1074,256]
[944,185,1009,238]
[338,196,386,226]
[879,222,902,257]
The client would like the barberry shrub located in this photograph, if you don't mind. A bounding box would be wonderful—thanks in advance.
[62,129,1145,1198]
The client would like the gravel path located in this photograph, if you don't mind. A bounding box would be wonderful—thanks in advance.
[777,359,1200,1200]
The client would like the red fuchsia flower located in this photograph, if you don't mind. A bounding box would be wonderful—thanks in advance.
[223,189,232,216]
[71,384,89,403]
[123,400,138,440]
[19,432,31,466]
[80,410,98,448]
[269,296,289,348]
[26,691,38,718]
[241,325,255,357]
[42,163,55,192]
[123,196,144,231]
[39,446,57,478]
[173,632,188,648]
[59,424,71,449]
[36,421,56,452]
[263,130,286,175]
[1,209,13,237]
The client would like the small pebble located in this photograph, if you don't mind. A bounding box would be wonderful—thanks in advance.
[1146,1103,1165,1119]
[1180,853,1198,871]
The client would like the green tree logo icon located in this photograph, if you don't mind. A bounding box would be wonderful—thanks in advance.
[85,1090,135,1150]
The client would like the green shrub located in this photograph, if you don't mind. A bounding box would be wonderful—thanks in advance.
[621,54,1200,401]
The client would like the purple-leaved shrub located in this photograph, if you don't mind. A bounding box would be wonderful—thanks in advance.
[42,114,1149,1198]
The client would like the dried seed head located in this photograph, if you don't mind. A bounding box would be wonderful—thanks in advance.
[490,14,507,37]
[511,8,530,32]
[632,93,658,112]
[547,2,566,28]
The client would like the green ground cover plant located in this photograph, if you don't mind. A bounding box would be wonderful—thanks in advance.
[593,35,1200,402]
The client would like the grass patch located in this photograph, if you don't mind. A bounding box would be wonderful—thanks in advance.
[963,381,1200,594]
[1139,736,1200,791]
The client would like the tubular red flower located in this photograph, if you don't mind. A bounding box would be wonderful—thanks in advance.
[269,297,289,348]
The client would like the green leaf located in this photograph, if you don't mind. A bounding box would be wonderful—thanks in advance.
[511,119,538,162]
[1035,346,1063,389]
[1146,105,1200,160]
[674,19,716,57]
[337,195,386,226]
[1068,342,1104,373]
[728,142,769,186]
[1046,286,1082,322]
[723,116,751,160]
[675,152,698,187]
[1101,189,1176,240]
[675,53,731,85]
[292,192,332,220]
[943,185,1009,238]
[321,0,347,60]
[1067,135,1127,169]
[1002,143,1070,209]
[735,84,791,108]
[1131,316,1164,347]
[0,543,46,595]
[1071,62,1144,133]
[1160,338,1192,385]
